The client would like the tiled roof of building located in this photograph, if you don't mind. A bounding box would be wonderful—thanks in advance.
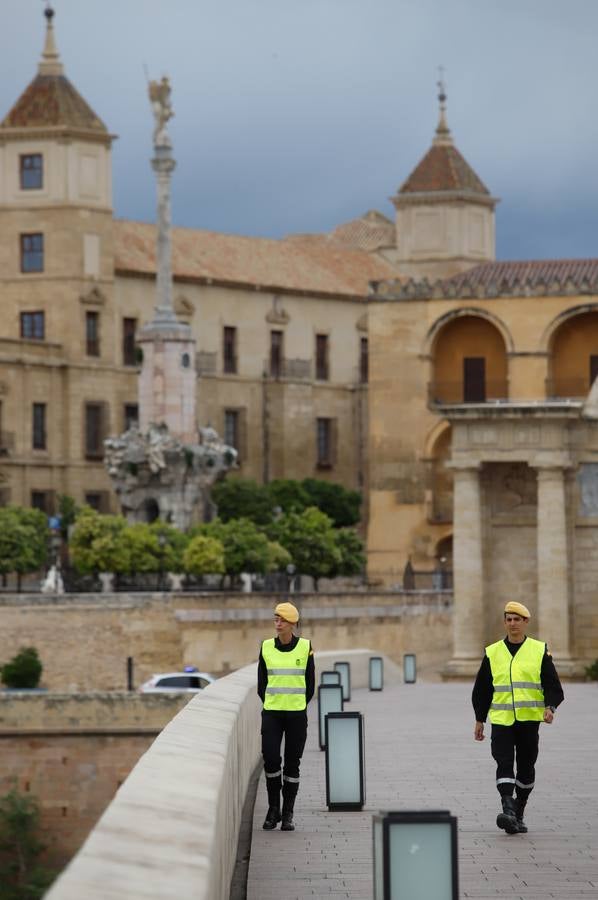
[328,210,396,252]
[446,259,598,291]
[115,220,399,298]
[1,73,108,133]
[371,258,598,301]
[398,143,490,196]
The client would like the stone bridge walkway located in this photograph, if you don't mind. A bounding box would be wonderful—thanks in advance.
[247,681,598,899]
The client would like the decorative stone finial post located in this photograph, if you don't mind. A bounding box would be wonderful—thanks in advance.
[137,77,197,443]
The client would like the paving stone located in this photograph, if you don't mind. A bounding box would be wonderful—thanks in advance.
[247,682,597,900]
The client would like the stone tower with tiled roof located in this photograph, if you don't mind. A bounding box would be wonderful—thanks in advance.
[391,80,498,280]
[0,5,117,407]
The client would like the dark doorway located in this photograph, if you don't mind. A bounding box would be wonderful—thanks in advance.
[143,498,160,524]
[590,354,598,388]
[463,357,486,402]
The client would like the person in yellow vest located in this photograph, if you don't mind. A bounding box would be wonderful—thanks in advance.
[472,601,564,834]
[257,601,314,831]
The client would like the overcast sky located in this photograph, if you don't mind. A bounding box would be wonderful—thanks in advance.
[3,0,598,260]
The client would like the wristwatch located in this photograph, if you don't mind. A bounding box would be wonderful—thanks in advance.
[547,705,556,713]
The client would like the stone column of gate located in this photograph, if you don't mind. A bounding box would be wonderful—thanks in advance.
[535,466,571,659]
[447,464,485,673]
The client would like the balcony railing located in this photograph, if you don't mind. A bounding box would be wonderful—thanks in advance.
[263,358,312,380]
[545,377,592,400]
[428,379,509,406]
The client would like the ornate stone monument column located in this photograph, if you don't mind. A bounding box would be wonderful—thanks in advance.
[536,465,572,662]
[104,79,237,529]
[443,463,485,677]
[137,77,197,444]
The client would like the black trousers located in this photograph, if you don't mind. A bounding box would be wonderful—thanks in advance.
[261,710,308,781]
[491,721,540,800]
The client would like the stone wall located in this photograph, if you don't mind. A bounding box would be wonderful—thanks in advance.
[0,591,453,691]
[0,692,187,868]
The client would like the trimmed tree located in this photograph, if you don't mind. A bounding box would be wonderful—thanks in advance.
[183,534,225,577]
[272,507,342,590]
[301,478,362,527]
[69,508,130,575]
[0,507,49,589]
[211,478,274,525]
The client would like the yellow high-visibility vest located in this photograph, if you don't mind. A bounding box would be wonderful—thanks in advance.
[262,637,310,712]
[486,636,545,725]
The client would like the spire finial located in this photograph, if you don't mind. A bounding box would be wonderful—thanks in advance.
[433,66,452,146]
[39,2,64,76]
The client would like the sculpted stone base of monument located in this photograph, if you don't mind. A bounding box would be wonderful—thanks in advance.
[104,423,236,530]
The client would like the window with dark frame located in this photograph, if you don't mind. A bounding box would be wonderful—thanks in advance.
[32,403,47,450]
[359,336,369,384]
[31,491,52,514]
[85,311,100,356]
[85,403,104,458]
[315,334,329,381]
[224,409,240,454]
[20,311,45,340]
[20,233,44,273]
[84,492,105,512]
[20,154,43,190]
[122,317,137,366]
[123,403,139,431]
[316,417,334,468]
[270,330,283,378]
[223,326,237,374]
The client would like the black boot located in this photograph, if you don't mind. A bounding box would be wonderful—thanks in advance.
[496,796,519,834]
[262,773,281,830]
[514,797,528,833]
[263,806,281,830]
[281,778,298,832]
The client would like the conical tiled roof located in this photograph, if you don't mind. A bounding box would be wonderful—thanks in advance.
[0,7,108,136]
[396,85,491,200]
[1,74,108,133]
[398,143,490,196]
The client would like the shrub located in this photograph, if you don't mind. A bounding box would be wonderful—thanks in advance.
[1,648,43,690]
[0,782,56,898]
[584,659,598,681]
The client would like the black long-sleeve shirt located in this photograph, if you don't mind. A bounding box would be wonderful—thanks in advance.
[257,634,315,710]
[472,636,564,722]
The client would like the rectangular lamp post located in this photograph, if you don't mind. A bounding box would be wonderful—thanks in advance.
[325,711,365,811]
[403,653,417,684]
[317,683,344,750]
[369,656,384,691]
[320,669,341,686]
[334,660,351,701]
[373,810,458,900]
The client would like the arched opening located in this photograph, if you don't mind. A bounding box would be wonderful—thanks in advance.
[431,315,508,403]
[433,535,453,590]
[548,311,598,398]
[142,498,160,524]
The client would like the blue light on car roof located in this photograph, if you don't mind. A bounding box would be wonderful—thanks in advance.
[184,666,199,673]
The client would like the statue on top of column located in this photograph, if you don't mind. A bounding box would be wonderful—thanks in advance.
[148,76,174,147]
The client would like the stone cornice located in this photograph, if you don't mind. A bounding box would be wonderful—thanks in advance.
[370,274,598,302]
[0,126,116,146]
[391,190,497,210]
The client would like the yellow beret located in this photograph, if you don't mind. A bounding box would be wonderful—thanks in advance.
[275,602,299,624]
[504,601,531,619]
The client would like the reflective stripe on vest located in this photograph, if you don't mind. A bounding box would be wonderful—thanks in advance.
[486,636,545,725]
[262,637,310,711]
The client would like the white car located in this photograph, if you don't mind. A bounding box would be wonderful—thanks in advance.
[140,667,215,693]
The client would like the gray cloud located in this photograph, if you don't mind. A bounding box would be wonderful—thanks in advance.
[3,0,598,259]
